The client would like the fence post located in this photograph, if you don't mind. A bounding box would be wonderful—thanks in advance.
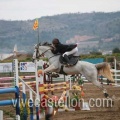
[114,58,117,85]
[0,110,3,120]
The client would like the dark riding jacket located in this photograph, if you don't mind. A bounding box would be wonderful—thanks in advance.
[52,43,77,54]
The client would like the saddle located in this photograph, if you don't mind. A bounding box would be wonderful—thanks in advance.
[59,55,79,66]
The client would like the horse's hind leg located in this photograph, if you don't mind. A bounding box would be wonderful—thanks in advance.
[89,76,109,98]
[91,79,109,98]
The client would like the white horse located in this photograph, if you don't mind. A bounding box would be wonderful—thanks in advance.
[32,43,114,98]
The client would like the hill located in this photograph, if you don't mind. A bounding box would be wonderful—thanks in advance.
[0,12,120,53]
[2,53,32,62]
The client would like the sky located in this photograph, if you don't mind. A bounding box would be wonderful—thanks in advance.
[0,0,120,20]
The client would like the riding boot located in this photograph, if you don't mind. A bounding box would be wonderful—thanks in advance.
[64,54,71,65]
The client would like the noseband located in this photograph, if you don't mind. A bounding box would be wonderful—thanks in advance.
[36,47,51,58]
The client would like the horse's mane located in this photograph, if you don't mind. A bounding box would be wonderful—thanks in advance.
[42,42,52,46]
[37,42,53,50]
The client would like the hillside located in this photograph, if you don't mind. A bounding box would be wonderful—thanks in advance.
[0,12,120,53]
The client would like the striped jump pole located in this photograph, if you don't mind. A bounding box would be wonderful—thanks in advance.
[39,82,69,94]
[15,59,37,120]
[35,60,44,120]
[0,59,20,120]
[13,59,20,120]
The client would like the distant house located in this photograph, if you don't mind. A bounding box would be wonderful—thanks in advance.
[102,51,112,55]
[78,41,99,49]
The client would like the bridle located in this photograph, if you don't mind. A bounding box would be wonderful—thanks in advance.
[35,44,60,60]
[37,49,51,57]
[36,47,51,58]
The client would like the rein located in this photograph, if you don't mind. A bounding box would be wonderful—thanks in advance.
[37,48,51,58]
[37,47,60,60]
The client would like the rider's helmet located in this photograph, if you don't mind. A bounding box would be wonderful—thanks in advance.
[52,38,60,45]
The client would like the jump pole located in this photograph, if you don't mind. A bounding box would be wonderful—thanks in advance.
[35,60,44,120]
[13,59,20,120]
[29,91,34,120]
[114,58,117,85]
[16,59,38,120]
[0,110,3,120]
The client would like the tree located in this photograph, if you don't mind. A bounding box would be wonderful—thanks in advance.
[112,47,120,53]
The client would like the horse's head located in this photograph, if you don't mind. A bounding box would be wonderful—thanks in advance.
[32,42,54,62]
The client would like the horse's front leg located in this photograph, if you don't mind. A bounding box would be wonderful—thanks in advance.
[43,64,58,73]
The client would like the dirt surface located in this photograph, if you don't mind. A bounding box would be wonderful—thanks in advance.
[0,84,120,120]
[53,84,120,120]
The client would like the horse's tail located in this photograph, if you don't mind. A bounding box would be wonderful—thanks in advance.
[95,62,114,82]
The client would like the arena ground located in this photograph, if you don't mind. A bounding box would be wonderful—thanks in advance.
[52,84,120,120]
[0,83,120,120]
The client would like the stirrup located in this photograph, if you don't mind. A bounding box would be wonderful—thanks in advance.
[65,63,72,67]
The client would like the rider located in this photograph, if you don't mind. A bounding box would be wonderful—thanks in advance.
[51,38,78,65]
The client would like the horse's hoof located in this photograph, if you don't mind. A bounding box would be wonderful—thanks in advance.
[104,93,109,98]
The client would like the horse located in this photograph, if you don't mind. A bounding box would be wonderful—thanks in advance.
[32,42,114,98]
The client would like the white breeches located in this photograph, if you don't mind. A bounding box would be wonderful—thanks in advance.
[62,47,78,57]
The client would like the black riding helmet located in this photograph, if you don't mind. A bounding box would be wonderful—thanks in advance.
[52,38,60,45]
